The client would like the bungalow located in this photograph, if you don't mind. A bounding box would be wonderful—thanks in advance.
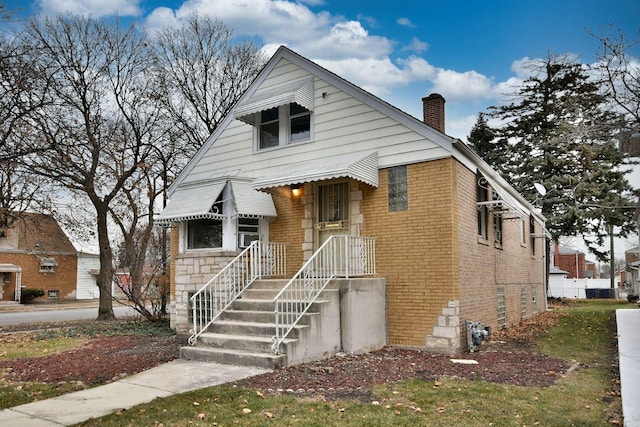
[157,46,547,367]
[0,212,78,301]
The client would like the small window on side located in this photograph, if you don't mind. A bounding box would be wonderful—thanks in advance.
[388,166,408,211]
[477,175,488,239]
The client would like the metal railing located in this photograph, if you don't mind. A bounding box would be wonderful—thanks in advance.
[188,241,286,345]
[271,235,376,353]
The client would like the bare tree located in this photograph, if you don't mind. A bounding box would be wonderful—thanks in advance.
[16,14,161,320]
[0,28,51,229]
[152,13,266,154]
[593,26,640,127]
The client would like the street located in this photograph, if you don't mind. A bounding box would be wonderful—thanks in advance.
[0,305,139,325]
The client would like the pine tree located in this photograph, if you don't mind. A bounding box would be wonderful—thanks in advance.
[477,54,636,260]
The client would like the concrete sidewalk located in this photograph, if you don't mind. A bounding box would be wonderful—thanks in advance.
[618,308,640,427]
[0,360,269,426]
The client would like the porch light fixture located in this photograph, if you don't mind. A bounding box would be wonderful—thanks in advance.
[291,183,303,197]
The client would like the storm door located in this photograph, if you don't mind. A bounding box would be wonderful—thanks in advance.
[316,181,350,246]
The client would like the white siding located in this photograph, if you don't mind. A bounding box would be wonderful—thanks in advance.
[180,57,451,188]
[76,254,99,299]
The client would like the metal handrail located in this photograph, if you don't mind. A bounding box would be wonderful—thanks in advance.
[188,241,286,345]
[271,235,375,353]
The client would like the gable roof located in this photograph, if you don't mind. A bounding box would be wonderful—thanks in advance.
[10,212,76,254]
[169,46,454,194]
[164,46,544,228]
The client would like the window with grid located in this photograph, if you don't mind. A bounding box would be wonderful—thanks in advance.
[388,165,408,211]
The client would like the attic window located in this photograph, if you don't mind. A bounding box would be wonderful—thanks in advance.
[40,257,58,273]
[258,103,312,150]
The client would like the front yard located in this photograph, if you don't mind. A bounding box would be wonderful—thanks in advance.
[0,300,631,426]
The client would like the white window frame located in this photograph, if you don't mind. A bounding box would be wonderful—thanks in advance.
[256,103,313,151]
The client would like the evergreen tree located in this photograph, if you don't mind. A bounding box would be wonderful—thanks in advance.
[477,54,636,260]
[468,112,510,177]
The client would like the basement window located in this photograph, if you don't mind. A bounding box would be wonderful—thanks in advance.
[48,290,60,299]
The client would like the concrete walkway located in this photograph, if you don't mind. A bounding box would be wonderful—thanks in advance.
[0,360,269,426]
[618,308,640,427]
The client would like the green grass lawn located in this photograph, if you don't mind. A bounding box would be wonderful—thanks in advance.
[74,300,631,427]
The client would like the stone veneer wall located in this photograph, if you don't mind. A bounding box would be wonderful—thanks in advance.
[170,250,239,334]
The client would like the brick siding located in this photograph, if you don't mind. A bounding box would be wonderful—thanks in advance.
[0,252,78,301]
[456,163,545,332]
[167,158,545,346]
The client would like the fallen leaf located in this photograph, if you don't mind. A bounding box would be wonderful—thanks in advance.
[196,413,205,420]
[242,408,252,415]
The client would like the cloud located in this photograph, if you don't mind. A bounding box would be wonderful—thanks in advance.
[146,0,392,60]
[36,0,142,17]
[144,0,501,112]
[430,68,494,102]
[397,17,416,28]
[402,37,428,53]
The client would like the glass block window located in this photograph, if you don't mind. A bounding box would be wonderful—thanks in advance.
[497,288,506,329]
[388,165,408,211]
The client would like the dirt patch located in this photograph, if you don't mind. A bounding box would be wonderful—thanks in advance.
[0,335,181,385]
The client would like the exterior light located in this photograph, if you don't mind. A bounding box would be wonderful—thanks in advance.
[291,183,303,197]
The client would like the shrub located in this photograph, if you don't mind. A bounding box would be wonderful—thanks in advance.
[20,288,45,304]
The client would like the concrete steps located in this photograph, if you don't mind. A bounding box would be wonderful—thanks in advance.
[180,279,319,369]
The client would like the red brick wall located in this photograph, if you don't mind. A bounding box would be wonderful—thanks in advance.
[556,253,586,279]
[0,252,78,301]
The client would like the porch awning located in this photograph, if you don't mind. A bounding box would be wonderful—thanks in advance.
[0,263,21,273]
[253,151,379,190]
[234,79,314,125]
[155,182,226,226]
[478,175,528,219]
[229,180,278,218]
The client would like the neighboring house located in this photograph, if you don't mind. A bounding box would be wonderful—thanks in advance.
[157,46,547,365]
[585,260,598,279]
[0,212,78,301]
[552,243,587,279]
[77,252,100,300]
[625,247,640,296]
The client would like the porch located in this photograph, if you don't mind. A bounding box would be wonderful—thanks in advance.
[175,236,386,368]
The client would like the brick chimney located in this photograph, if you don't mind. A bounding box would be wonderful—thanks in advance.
[422,93,445,133]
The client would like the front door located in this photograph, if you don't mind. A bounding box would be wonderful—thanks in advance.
[316,181,350,247]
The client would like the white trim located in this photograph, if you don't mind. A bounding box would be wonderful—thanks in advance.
[155,182,226,226]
